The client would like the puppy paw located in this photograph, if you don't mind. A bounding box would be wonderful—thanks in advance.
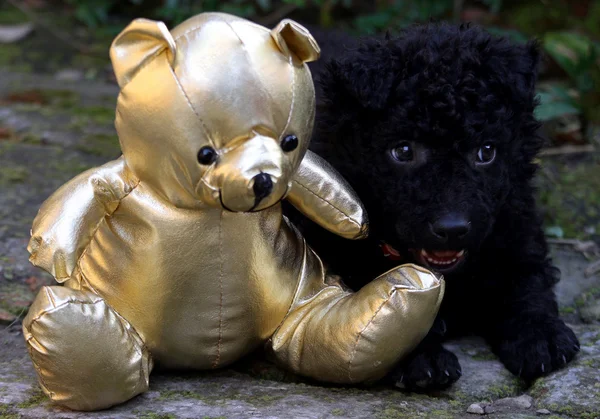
[390,345,462,391]
[496,318,579,381]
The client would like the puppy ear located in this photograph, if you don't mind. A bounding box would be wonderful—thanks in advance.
[512,40,541,97]
[110,18,176,88]
[271,19,320,63]
[320,40,397,111]
[486,38,541,105]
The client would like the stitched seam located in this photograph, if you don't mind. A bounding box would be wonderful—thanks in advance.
[78,268,152,362]
[27,297,147,358]
[26,300,104,325]
[213,210,224,368]
[44,286,56,308]
[24,335,55,399]
[281,54,296,140]
[347,289,398,382]
[225,21,278,126]
[174,24,204,41]
[398,268,420,288]
[270,234,309,338]
[292,179,361,228]
[118,46,168,91]
[70,173,140,283]
[170,66,216,149]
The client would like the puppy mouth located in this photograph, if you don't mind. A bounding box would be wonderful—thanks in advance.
[414,249,467,273]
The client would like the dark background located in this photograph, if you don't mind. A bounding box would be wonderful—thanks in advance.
[1,0,599,244]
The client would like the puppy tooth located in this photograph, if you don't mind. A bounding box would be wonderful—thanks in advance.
[541,363,545,373]
[444,370,450,377]
[562,355,567,364]
[426,370,432,378]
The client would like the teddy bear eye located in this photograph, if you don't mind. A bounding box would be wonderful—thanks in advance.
[280,135,298,152]
[197,146,217,165]
[391,142,414,162]
[476,143,496,165]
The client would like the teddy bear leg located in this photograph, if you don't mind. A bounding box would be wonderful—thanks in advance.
[269,264,444,384]
[22,286,153,411]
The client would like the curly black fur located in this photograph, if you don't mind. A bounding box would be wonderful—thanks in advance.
[285,22,580,390]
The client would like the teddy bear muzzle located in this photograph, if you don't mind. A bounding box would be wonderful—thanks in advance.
[206,135,290,212]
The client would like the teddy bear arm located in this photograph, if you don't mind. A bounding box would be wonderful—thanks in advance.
[287,150,368,240]
[28,158,139,282]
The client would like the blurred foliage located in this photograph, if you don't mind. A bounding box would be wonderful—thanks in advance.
[3,0,600,133]
[541,31,600,124]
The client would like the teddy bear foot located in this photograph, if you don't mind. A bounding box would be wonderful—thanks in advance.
[23,286,153,411]
[270,263,444,383]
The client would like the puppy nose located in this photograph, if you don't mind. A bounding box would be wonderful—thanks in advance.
[252,173,273,201]
[430,214,471,242]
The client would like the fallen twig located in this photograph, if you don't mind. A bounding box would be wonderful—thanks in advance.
[540,144,596,156]
[548,238,598,253]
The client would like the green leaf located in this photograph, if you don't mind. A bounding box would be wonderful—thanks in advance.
[256,0,272,11]
[535,83,582,122]
[535,100,580,121]
[283,0,307,6]
[545,226,564,238]
[486,26,528,44]
[482,0,502,14]
[543,32,596,81]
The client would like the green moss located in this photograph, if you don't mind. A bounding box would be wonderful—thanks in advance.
[0,44,21,67]
[19,133,43,145]
[158,390,223,406]
[485,378,525,400]
[559,306,576,314]
[580,358,600,368]
[536,156,600,240]
[137,414,178,419]
[158,389,283,408]
[470,350,497,361]
[50,159,94,177]
[0,166,29,185]
[331,408,345,416]
[76,134,121,158]
[72,106,115,125]
[16,388,47,408]
[0,403,20,419]
[529,380,550,399]
[376,407,406,419]
[544,402,600,419]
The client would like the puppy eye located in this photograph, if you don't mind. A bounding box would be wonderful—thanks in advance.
[476,143,496,165]
[197,146,218,165]
[281,134,298,152]
[391,142,414,162]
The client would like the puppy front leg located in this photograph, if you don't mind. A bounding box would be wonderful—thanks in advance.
[483,280,579,381]
[388,316,462,390]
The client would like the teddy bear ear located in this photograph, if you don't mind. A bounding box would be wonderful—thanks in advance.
[110,18,176,88]
[271,19,320,63]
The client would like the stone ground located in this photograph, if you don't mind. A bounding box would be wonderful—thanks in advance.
[0,50,599,419]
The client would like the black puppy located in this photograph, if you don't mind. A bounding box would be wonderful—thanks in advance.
[286,22,580,390]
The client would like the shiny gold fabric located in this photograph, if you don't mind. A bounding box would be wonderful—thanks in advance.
[23,12,444,411]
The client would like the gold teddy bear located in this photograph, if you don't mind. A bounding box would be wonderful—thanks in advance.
[23,13,444,411]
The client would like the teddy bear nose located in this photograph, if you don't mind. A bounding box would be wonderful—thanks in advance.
[252,173,273,201]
